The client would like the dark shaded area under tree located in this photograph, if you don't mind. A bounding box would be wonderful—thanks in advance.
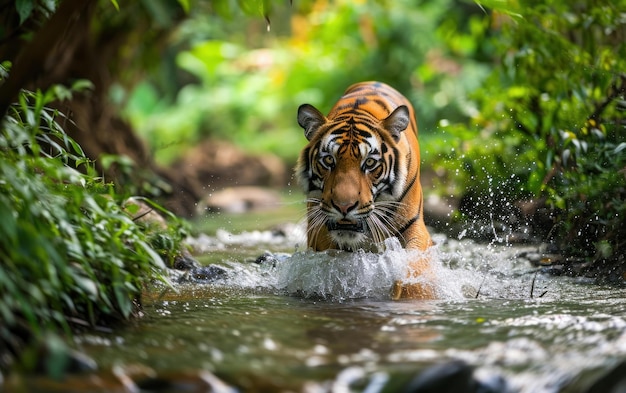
[0,0,258,217]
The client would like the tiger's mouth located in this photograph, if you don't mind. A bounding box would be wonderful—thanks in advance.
[326,219,366,233]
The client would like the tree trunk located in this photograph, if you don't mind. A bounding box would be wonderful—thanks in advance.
[0,0,201,216]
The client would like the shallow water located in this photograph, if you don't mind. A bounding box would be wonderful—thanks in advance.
[77,227,626,393]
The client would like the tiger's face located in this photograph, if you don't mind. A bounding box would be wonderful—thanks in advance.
[295,82,433,298]
[296,103,411,251]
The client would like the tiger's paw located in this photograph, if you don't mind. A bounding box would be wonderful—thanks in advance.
[391,280,436,300]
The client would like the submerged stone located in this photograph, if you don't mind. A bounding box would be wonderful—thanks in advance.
[402,360,508,393]
[174,265,229,284]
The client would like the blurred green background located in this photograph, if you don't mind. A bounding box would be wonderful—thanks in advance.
[120,0,490,169]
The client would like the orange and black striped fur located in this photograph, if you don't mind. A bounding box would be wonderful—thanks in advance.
[296,81,434,299]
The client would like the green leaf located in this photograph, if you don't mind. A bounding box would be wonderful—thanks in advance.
[137,240,167,269]
[614,142,626,155]
[109,0,119,11]
[473,0,523,20]
[561,149,571,166]
[73,275,99,300]
[238,0,264,16]
[51,85,72,102]
[124,201,141,215]
[71,79,94,93]
[113,283,131,318]
[16,0,34,25]
[177,0,190,13]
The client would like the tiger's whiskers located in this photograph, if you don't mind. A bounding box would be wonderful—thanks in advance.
[305,198,328,249]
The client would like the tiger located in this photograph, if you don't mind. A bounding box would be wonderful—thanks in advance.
[295,81,434,299]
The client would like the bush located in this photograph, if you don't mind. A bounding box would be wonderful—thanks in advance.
[0,79,185,369]
[437,0,626,274]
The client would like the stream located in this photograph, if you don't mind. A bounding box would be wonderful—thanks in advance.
[42,210,626,392]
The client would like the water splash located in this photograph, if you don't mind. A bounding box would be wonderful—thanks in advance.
[186,228,546,301]
[273,237,487,301]
[274,238,409,300]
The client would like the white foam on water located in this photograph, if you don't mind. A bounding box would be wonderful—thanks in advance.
[273,237,481,301]
[274,238,406,300]
[187,228,545,301]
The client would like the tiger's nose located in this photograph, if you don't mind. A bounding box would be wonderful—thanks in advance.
[332,200,358,215]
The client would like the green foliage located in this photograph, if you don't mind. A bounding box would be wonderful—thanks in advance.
[123,0,492,165]
[0,82,184,366]
[439,0,626,263]
[14,0,56,25]
[554,130,626,258]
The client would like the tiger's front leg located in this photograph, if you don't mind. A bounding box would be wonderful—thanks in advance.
[391,262,436,300]
[391,223,436,300]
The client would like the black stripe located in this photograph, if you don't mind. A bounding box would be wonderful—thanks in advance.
[372,98,391,114]
[347,85,369,94]
[327,123,347,135]
[399,173,416,201]
[333,109,379,122]
[352,97,369,108]
[356,129,373,138]
[397,211,420,236]
[397,153,416,201]
[346,112,379,125]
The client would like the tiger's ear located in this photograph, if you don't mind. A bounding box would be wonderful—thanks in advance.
[298,104,327,141]
[383,105,410,142]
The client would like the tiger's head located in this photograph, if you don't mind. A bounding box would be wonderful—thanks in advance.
[295,103,412,251]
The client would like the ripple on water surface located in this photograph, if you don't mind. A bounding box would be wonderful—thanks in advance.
[77,228,626,393]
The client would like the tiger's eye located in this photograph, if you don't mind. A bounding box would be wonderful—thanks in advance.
[364,157,378,169]
[321,155,334,167]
